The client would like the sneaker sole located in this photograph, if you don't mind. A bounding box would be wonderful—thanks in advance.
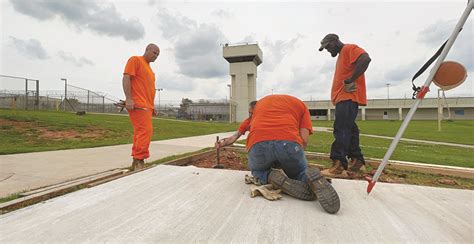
[306,169,340,214]
[269,171,316,201]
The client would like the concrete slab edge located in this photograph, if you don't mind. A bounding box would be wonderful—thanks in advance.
[0,169,127,214]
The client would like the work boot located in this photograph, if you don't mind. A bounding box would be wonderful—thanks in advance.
[136,159,145,170]
[348,158,366,172]
[321,160,348,178]
[131,158,145,171]
[306,167,340,214]
[268,169,316,201]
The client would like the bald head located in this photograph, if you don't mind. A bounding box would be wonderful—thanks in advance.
[143,43,160,63]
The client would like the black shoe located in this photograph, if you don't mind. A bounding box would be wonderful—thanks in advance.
[306,168,340,214]
[268,170,316,201]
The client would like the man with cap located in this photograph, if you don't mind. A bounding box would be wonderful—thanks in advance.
[318,34,371,177]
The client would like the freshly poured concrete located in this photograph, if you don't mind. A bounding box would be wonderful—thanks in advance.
[1,165,472,243]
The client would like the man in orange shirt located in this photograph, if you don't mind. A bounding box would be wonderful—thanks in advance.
[218,95,340,214]
[122,43,160,170]
[319,34,371,176]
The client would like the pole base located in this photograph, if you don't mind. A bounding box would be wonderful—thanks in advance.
[366,176,376,194]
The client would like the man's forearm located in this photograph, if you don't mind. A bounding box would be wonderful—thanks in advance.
[122,75,132,99]
[226,132,242,145]
[299,128,310,148]
[347,54,371,83]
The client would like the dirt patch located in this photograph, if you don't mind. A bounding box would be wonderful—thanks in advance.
[191,150,248,170]
[0,118,107,140]
[185,148,474,189]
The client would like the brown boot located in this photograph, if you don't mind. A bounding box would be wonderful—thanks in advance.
[321,160,348,178]
[136,159,145,170]
[131,158,144,171]
[348,158,366,172]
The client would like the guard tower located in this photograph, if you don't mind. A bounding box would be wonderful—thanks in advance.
[223,43,263,122]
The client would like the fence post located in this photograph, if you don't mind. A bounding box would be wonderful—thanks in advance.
[87,90,90,112]
[62,78,68,111]
[36,80,39,110]
[102,96,105,113]
[25,79,28,110]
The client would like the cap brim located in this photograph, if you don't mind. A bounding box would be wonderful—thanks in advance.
[318,43,327,52]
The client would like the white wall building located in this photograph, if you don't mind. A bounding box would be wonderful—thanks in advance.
[304,97,474,120]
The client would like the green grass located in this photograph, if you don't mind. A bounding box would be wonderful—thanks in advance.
[0,193,21,204]
[305,131,473,168]
[312,120,474,145]
[0,109,239,154]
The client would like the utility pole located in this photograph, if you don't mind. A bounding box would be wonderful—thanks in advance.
[386,83,390,106]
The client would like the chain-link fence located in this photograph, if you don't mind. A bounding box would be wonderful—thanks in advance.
[1,74,236,121]
[0,75,122,113]
[62,84,119,113]
[0,75,40,110]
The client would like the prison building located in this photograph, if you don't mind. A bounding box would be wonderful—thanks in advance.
[185,101,233,121]
[305,97,474,121]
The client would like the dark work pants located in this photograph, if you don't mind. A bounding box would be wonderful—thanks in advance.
[330,100,365,169]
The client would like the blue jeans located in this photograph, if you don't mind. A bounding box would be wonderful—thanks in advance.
[248,140,308,184]
[330,100,365,168]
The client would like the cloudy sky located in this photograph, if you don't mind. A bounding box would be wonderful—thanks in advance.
[0,0,472,105]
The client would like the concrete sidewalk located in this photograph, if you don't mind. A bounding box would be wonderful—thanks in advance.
[0,165,472,243]
[0,132,245,198]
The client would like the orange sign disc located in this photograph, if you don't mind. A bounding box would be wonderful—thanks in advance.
[433,61,467,90]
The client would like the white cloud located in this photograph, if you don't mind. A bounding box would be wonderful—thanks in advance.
[261,35,301,71]
[10,0,145,41]
[9,36,49,60]
[418,19,473,71]
[156,9,227,79]
[57,51,94,67]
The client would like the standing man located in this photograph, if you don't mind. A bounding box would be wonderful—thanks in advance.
[318,34,371,176]
[122,43,160,170]
[218,95,340,214]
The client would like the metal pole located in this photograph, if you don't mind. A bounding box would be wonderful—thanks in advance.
[438,89,442,132]
[87,90,90,112]
[102,96,105,113]
[61,78,67,111]
[367,1,473,194]
[228,84,232,123]
[156,88,163,116]
[36,80,39,110]
[386,83,390,106]
[25,79,28,110]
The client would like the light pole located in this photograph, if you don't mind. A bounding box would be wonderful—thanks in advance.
[61,78,67,111]
[156,88,163,116]
[227,84,232,123]
[386,83,390,105]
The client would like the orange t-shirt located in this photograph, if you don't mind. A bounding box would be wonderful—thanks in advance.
[124,56,156,109]
[331,44,367,106]
[238,118,251,135]
[246,95,313,150]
